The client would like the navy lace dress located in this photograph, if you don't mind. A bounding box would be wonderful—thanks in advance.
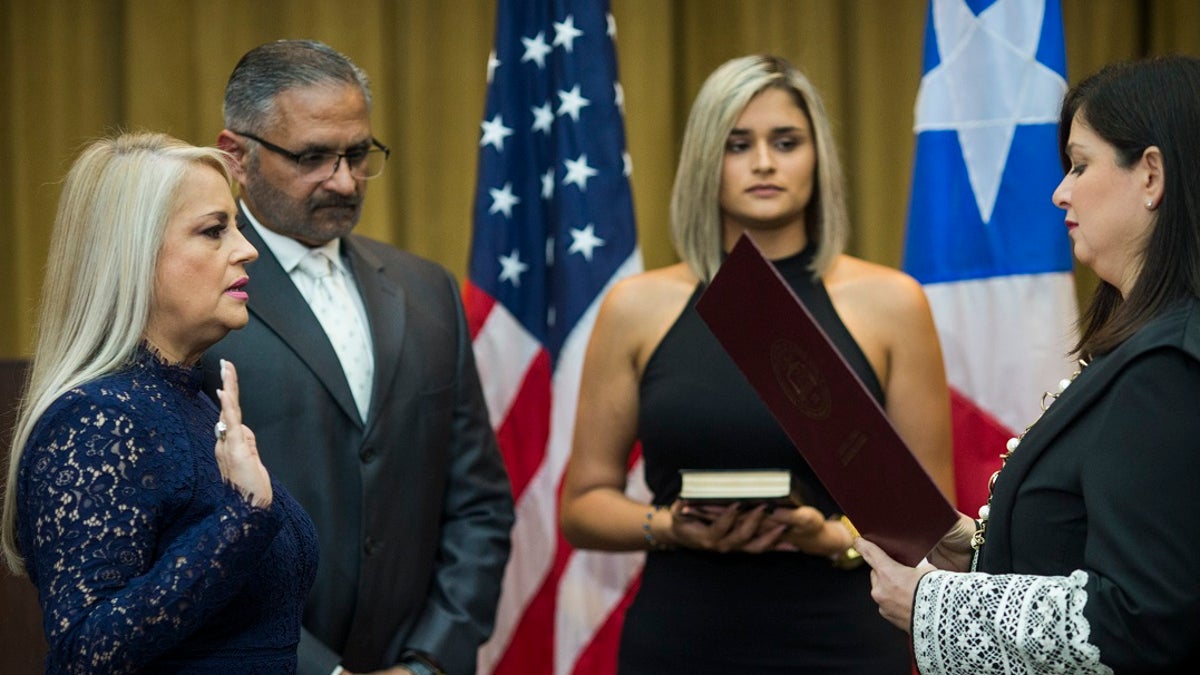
[619,246,910,674]
[15,346,319,674]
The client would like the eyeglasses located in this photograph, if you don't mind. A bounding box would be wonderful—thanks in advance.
[233,130,390,182]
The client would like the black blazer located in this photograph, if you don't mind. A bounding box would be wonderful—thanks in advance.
[203,217,514,675]
[979,298,1200,671]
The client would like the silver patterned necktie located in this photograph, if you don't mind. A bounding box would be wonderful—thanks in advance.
[296,250,374,421]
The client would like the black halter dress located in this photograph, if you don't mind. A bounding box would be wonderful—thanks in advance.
[619,246,910,674]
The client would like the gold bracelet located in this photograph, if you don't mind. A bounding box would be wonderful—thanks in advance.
[831,514,864,570]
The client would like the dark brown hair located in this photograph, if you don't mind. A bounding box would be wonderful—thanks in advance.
[1059,56,1200,357]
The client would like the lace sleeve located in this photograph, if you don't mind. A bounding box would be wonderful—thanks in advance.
[18,395,283,674]
[912,569,1113,675]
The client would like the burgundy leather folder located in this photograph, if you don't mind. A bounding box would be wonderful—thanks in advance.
[695,234,957,566]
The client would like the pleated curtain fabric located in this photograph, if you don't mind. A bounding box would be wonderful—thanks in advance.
[296,250,374,421]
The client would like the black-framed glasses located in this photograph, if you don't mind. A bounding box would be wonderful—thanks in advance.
[233,130,390,182]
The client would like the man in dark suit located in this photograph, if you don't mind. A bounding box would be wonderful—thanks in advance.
[203,40,513,675]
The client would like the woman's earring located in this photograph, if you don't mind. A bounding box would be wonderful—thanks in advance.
[1147,200,1155,209]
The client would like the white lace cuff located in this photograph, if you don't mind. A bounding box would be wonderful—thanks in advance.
[912,569,1112,675]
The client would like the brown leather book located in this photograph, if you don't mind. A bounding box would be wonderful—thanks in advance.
[695,234,957,566]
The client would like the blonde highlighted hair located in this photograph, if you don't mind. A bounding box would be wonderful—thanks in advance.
[670,55,850,282]
[2,132,232,575]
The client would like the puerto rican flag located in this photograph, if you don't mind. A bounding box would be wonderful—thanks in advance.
[466,1,644,673]
[904,0,1078,513]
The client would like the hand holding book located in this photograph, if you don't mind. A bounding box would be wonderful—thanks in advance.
[664,499,792,554]
[674,470,855,558]
[659,469,851,558]
[667,497,806,554]
[666,500,853,558]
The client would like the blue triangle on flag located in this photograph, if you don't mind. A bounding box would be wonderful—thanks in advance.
[905,0,1072,284]
[1035,0,1066,75]
[904,124,1072,283]
[964,0,999,14]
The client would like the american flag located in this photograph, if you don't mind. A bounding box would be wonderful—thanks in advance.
[465,1,644,672]
[903,0,1077,513]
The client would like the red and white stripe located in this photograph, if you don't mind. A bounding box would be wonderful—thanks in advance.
[472,251,644,674]
[926,273,1078,512]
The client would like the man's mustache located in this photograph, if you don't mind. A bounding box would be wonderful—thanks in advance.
[310,196,361,209]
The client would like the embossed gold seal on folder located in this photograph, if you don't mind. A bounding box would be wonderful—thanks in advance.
[770,339,831,420]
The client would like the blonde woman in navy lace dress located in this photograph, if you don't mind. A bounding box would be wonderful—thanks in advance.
[0,132,318,674]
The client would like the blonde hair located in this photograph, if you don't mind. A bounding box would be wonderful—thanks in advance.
[2,132,232,575]
[670,55,850,282]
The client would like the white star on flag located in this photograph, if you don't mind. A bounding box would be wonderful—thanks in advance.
[521,31,552,68]
[563,154,598,191]
[553,15,584,52]
[904,0,1077,514]
[568,224,605,261]
[915,0,1066,223]
[469,2,643,672]
[557,84,590,121]
[481,114,514,151]
[489,182,521,218]
[497,249,529,287]
[531,102,554,134]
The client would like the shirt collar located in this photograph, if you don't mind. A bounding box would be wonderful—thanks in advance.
[241,200,346,275]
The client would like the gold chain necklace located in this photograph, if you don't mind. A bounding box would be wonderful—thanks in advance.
[970,359,1089,554]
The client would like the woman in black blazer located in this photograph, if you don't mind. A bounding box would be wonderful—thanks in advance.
[859,55,1200,674]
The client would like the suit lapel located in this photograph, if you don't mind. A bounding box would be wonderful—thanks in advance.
[239,213,364,427]
[983,313,1182,566]
[343,235,408,436]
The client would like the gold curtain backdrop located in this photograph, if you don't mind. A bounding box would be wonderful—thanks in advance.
[2,0,1199,359]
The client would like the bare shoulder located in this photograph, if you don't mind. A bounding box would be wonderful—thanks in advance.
[824,255,930,321]
[823,255,941,392]
[601,263,697,323]
[595,263,698,371]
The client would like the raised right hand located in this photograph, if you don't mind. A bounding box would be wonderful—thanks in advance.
[213,359,272,508]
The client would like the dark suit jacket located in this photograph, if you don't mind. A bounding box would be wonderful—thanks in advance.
[979,298,1200,672]
[203,217,514,675]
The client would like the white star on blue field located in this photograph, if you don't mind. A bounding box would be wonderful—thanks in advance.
[904,0,1073,283]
